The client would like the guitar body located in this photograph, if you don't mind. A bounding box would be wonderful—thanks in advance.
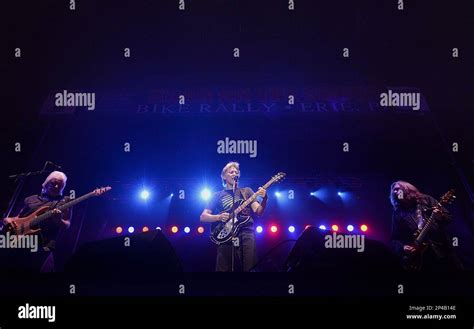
[403,242,429,271]
[2,206,50,235]
[210,200,251,245]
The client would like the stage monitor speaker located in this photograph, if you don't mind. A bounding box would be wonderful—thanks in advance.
[284,226,399,272]
[65,230,183,277]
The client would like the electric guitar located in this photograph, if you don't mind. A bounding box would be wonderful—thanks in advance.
[2,186,111,236]
[403,189,456,271]
[210,172,286,245]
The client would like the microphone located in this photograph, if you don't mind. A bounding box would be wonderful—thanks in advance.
[232,175,239,192]
[47,161,62,170]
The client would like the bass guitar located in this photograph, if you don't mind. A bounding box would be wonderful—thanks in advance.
[2,186,111,235]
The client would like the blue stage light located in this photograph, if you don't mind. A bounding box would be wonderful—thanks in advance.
[201,188,211,201]
[140,189,150,200]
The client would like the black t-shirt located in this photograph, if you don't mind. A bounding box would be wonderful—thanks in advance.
[19,194,71,250]
[207,187,256,230]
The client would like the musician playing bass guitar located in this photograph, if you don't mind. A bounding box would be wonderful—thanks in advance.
[1,171,71,272]
[389,180,463,271]
[2,171,109,272]
[200,162,268,272]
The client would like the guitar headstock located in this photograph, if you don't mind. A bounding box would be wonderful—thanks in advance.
[93,186,112,196]
[272,172,286,183]
[439,189,456,206]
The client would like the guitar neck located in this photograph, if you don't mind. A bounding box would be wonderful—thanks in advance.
[30,191,96,227]
[414,201,447,245]
[234,179,275,215]
[415,216,435,245]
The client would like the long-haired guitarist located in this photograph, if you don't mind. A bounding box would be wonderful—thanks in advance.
[389,180,463,271]
[200,162,268,272]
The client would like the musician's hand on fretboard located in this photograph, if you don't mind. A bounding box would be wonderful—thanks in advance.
[256,187,267,198]
[50,208,63,222]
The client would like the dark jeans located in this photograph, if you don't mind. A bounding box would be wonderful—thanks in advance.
[0,248,54,273]
[418,247,464,272]
[216,228,257,272]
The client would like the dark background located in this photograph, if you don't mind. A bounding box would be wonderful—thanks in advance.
[2,0,473,272]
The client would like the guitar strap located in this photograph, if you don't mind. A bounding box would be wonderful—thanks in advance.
[239,188,248,202]
[237,188,251,213]
[230,188,245,214]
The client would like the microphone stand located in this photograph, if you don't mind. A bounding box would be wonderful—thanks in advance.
[231,178,237,272]
[2,162,52,222]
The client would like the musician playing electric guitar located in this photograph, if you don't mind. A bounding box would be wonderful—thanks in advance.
[200,162,267,272]
[389,180,463,271]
